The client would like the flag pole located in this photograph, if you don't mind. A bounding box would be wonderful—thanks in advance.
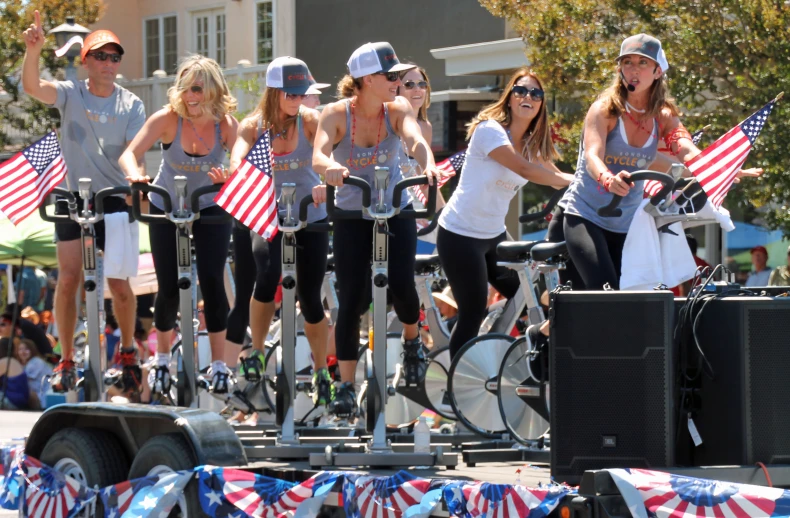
[774,92,784,103]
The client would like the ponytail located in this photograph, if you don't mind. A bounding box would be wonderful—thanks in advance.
[337,74,362,99]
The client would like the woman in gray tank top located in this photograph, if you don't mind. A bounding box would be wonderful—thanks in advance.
[214,56,335,416]
[312,42,448,417]
[119,55,239,396]
[559,34,763,293]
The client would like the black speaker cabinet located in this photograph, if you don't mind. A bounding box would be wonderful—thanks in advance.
[691,296,790,466]
[549,290,676,485]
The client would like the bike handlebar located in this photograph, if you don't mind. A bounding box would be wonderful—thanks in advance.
[393,175,436,220]
[191,184,229,224]
[131,183,172,223]
[298,194,332,232]
[326,176,371,220]
[597,170,675,218]
[39,188,76,222]
[519,187,568,223]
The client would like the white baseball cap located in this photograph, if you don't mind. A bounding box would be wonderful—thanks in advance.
[347,42,415,79]
[266,56,330,95]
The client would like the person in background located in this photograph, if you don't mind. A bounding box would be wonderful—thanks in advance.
[431,287,458,332]
[302,94,321,109]
[0,337,29,410]
[14,338,52,409]
[745,245,772,287]
[768,246,790,287]
[17,267,42,309]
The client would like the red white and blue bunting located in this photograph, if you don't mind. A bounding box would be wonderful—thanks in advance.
[11,446,790,518]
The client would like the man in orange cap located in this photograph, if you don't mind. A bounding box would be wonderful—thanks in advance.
[21,11,146,395]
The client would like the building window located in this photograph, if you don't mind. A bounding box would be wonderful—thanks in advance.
[256,0,273,64]
[193,9,226,68]
[144,15,178,77]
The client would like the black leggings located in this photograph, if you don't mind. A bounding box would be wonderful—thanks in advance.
[545,207,585,289]
[333,214,419,361]
[250,222,329,325]
[226,222,256,344]
[437,226,520,357]
[563,214,627,290]
[149,205,232,333]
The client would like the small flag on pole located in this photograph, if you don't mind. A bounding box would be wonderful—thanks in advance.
[214,130,279,240]
[412,150,464,206]
[0,131,68,225]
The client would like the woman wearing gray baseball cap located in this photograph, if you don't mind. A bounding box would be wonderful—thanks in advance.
[556,34,763,292]
[217,56,336,412]
[312,42,449,417]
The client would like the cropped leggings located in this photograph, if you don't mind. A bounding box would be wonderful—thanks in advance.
[333,213,419,361]
[226,222,256,344]
[149,205,232,333]
[250,221,329,325]
[436,226,520,357]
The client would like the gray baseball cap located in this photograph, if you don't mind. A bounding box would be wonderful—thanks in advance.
[266,56,330,95]
[616,34,669,72]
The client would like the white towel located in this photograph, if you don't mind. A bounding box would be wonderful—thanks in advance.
[103,212,140,280]
[693,200,735,232]
[620,199,697,291]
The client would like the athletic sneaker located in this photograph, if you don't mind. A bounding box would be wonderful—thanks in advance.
[209,364,232,394]
[118,347,143,393]
[149,364,172,395]
[312,367,335,406]
[401,336,427,386]
[329,381,357,417]
[50,360,77,393]
[239,349,265,383]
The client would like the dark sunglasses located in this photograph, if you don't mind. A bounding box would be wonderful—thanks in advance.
[185,85,204,94]
[374,71,400,82]
[511,85,545,100]
[87,51,122,63]
[402,80,428,90]
[285,92,308,100]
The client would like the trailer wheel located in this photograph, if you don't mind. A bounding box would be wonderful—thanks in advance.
[128,434,201,518]
[40,428,129,517]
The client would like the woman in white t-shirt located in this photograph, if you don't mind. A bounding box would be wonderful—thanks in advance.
[437,68,573,358]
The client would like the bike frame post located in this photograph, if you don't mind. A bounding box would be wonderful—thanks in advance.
[78,178,105,403]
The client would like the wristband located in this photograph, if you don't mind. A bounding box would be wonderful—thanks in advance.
[598,171,615,193]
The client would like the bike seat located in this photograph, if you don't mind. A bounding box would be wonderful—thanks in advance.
[326,254,334,272]
[496,241,539,262]
[414,254,441,274]
[530,241,568,262]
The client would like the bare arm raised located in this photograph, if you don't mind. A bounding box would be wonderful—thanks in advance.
[21,10,57,105]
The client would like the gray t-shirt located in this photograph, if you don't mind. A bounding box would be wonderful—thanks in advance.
[50,80,146,193]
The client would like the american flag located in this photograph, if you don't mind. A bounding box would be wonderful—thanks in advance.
[22,456,94,518]
[214,130,278,240]
[0,131,67,225]
[412,150,465,206]
[442,480,569,518]
[687,100,775,208]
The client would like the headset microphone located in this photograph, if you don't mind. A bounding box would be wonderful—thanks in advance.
[621,71,636,92]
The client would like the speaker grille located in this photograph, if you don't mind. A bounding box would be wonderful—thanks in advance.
[747,307,790,464]
[550,292,674,483]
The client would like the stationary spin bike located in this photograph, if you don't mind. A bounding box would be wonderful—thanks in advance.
[309,168,458,468]
[131,176,230,408]
[40,179,132,402]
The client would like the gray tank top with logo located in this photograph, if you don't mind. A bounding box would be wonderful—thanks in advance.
[332,100,408,217]
[263,110,326,223]
[561,117,658,233]
[150,117,226,211]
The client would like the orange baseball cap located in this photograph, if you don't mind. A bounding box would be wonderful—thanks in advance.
[80,30,124,62]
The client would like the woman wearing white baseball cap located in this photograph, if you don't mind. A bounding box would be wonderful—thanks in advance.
[312,42,448,417]
[219,56,336,411]
[557,34,763,292]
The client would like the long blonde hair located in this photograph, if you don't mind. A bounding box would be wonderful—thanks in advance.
[599,64,679,119]
[167,55,237,120]
[249,88,297,139]
[397,66,431,122]
[466,68,559,162]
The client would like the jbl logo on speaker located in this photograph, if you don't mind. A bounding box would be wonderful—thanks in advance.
[602,436,617,448]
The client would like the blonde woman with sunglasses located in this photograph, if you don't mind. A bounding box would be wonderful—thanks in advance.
[119,54,239,397]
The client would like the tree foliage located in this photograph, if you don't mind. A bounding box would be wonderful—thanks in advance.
[0,0,103,150]
[480,0,790,234]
